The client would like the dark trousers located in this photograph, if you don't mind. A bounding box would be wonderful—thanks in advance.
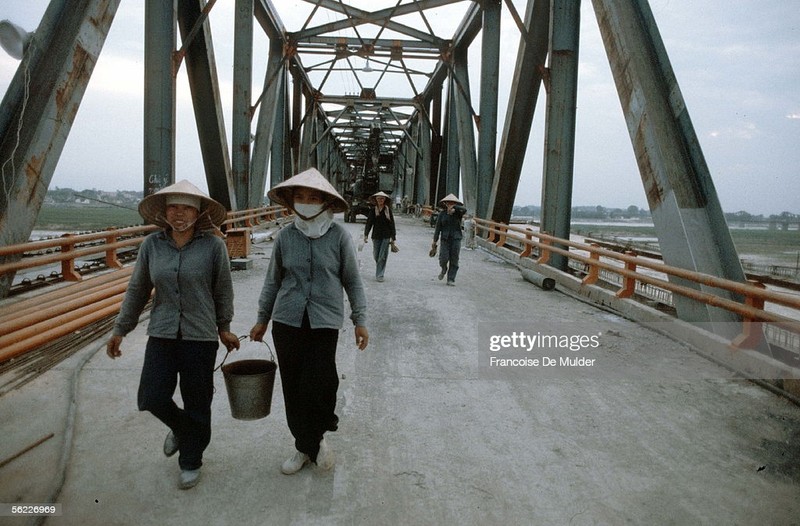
[372,237,391,279]
[439,237,461,282]
[137,337,218,470]
[272,314,339,462]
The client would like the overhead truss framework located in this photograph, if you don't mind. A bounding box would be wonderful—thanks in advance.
[0,0,761,350]
[250,0,483,212]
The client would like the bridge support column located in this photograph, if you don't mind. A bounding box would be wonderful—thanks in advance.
[540,0,581,271]
[489,0,550,224]
[453,48,477,213]
[0,0,121,298]
[251,36,285,207]
[476,0,501,220]
[592,0,761,348]
[231,0,253,210]
[144,0,176,196]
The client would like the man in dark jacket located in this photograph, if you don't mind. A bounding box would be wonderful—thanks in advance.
[431,193,467,286]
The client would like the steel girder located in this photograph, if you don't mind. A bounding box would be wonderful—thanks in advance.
[144,0,176,196]
[540,0,581,271]
[488,0,550,223]
[231,0,253,210]
[476,0,501,219]
[592,0,755,341]
[417,115,432,207]
[0,0,120,298]
[250,37,285,208]
[178,0,237,210]
[428,86,444,204]
[452,46,478,213]
[441,73,461,203]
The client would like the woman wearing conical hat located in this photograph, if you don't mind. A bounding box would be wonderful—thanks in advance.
[106,179,240,490]
[363,191,397,282]
[432,193,467,286]
[249,167,368,475]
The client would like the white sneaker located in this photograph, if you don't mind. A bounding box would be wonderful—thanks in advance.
[281,450,310,475]
[178,468,201,490]
[316,438,335,471]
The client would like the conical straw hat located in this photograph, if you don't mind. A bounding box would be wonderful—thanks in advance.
[268,168,348,213]
[440,193,463,205]
[369,191,392,204]
[138,179,227,229]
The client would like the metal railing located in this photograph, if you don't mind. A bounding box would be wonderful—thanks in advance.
[222,205,289,229]
[473,218,800,353]
[0,225,158,282]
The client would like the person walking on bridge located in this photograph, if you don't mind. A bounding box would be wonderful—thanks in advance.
[363,191,397,282]
[432,193,467,286]
[106,180,240,490]
[250,167,369,475]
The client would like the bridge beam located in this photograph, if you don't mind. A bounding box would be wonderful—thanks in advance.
[251,36,285,207]
[438,74,460,203]
[178,0,236,211]
[592,0,758,345]
[489,0,551,224]
[453,47,477,213]
[0,0,120,298]
[231,0,253,210]
[476,0,501,220]
[540,0,581,271]
[144,0,176,196]
[417,116,432,206]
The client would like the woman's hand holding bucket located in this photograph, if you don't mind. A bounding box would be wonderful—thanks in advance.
[219,330,241,352]
[249,322,268,342]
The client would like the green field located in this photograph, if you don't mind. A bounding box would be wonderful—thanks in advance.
[572,222,799,267]
[35,205,143,231]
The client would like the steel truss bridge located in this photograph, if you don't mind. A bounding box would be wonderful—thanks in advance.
[0,0,762,345]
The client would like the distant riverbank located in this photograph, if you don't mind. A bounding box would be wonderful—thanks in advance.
[35,205,142,232]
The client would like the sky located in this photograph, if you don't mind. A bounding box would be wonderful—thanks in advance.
[1,0,798,216]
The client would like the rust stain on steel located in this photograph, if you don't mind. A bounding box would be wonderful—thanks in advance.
[616,67,633,116]
[24,154,45,207]
[635,117,664,210]
[668,147,706,209]
[596,9,632,111]
[89,0,116,28]
[55,46,92,120]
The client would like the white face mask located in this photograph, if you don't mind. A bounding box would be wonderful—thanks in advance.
[293,203,324,220]
[293,203,333,238]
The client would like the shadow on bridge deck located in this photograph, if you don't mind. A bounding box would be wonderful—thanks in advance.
[2,215,799,525]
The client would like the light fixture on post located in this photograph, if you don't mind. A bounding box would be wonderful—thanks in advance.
[0,19,33,60]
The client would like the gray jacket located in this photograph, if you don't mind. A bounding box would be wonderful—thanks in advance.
[257,222,367,329]
[114,230,234,341]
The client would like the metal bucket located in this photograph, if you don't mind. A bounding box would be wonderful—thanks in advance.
[222,359,277,420]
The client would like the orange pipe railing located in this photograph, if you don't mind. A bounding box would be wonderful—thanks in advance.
[473,217,800,350]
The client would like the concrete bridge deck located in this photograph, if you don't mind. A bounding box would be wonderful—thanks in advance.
[1,215,799,525]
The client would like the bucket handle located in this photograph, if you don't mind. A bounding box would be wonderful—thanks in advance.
[214,335,276,372]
